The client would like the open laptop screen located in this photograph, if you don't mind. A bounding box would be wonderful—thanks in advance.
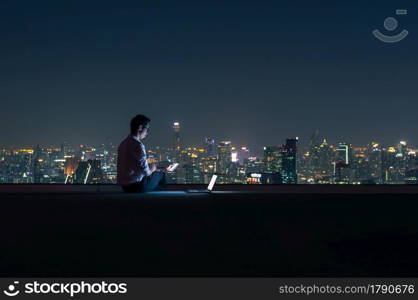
[207,175,218,191]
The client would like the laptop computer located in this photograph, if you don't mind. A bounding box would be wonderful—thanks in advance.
[186,175,217,193]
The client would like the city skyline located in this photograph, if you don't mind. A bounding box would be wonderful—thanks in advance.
[1,130,417,185]
[1,129,417,157]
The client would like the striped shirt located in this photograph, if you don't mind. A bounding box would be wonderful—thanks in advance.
[117,134,152,186]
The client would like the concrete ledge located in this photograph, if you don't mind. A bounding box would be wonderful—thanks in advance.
[1,190,417,277]
[2,184,418,194]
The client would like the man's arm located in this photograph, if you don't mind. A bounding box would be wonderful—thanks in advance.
[131,142,153,176]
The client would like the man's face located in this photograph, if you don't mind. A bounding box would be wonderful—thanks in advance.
[138,124,150,139]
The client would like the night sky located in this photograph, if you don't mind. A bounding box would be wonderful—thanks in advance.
[1,0,417,153]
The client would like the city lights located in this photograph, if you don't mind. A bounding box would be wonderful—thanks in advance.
[0,129,417,185]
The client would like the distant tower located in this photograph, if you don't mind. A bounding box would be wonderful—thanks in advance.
[217,141,232,176]
[335,142,352,182]
[64,157,80,184]
[281,137,298,184]
[172,122,181,150]
[205,137,215,157]
[73,161,90,184]
[33,144,43,184]
[263,146,282,173]
[367,142,383,183]
[61,141,69,157]
[73,159,103,184]
[337,142,352,165]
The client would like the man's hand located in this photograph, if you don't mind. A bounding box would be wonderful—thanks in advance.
[150,163,157,173]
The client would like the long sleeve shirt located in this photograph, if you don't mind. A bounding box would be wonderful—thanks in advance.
[117,134,152,186]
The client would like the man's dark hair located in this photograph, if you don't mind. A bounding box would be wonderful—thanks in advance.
[130,114,151,134]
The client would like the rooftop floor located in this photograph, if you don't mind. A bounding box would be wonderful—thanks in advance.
[1,185,418,277]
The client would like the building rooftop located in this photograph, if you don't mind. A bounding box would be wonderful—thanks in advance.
[1,184,418,277]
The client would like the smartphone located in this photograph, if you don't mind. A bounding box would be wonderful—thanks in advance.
[166,163,179,172]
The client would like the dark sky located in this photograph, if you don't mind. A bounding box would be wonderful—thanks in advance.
[1,0,417,153]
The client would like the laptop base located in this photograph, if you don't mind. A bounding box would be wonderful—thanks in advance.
[186,189,211,193]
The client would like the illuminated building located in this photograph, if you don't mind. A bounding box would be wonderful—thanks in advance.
[335,142,353,183]
[365,142,383,183]
[184,164,203,184]
[263,146,282,173]
[174,166,187,184]
[171,122,181,163]
[406,149,418,171]
[237,146,250,165]
[382,147,401,183]
[247,172,262,184]
[405,150,418,184]
[281,138,298,184]
[1,132,418,185]
[2,148,34,183]
[243,156,263,174]
[228,151,242,183]
[33,145,44,183]
[179,147,200,166]
[204,138,215,157]
[396,141,408,179]
[380,142,409,184]
[313,139,336,180]
[217,141,232,183]
[172,122,181,150]
[73,159,103,184]
[201,156,217,183]
[61,141,70,157]
[351,147,369,182]
[231,150,238,163]
[336,143,352,165]
[64,157,80,184]
[297,151,312,183]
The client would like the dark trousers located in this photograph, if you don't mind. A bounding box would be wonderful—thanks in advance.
[121,171,167,193]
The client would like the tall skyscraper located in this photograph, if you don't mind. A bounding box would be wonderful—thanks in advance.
[302,138,336,183]
[398,141,408,157]
[61,141,70,157]
[184,164,203,184]
[201,156,217,182]
[217,141,232,182]
[238,146,250,165]
[263,146,282,173]
[351,147,369,183]
[336,143,352,165]
[172,122,181,150]
[73,161,90,184]
[281,138,298,184]
[33,144,43,184]
[366,142,383,183]
[204,137,215,157]
[335,142,353,182]
[396,141,408,179]
[73,159,103,184]
[405,150,418,184]
[380,141,408,184]
[244,156,263,174]
[64,157,80,184]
